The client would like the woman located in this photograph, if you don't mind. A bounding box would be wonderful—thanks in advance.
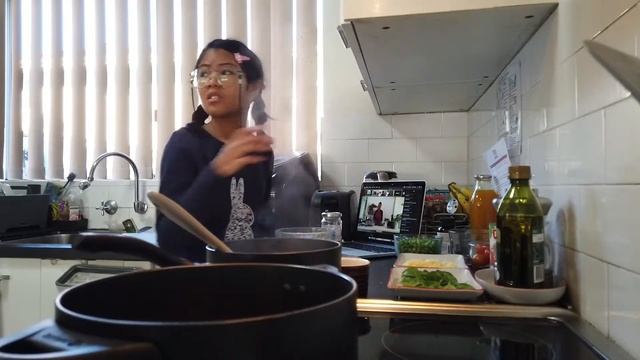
[157,39,273,263]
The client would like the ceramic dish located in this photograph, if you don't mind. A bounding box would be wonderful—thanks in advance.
[393,254,467,269]
[387,267,484,301]
[474,268,566,305]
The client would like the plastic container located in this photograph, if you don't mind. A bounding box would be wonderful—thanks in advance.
[394,234,442,255]
[274,227,331,240]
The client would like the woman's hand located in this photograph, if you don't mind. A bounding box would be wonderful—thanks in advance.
[211,127,273,177]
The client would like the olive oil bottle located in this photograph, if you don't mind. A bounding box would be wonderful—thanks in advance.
[496,166,545,288]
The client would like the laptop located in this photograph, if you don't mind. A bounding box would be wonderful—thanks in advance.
[341,180,427,259]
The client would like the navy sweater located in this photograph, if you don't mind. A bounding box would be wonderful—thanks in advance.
[156,121,273,263]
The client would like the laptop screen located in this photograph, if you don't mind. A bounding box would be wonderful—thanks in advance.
[355,181,426,242]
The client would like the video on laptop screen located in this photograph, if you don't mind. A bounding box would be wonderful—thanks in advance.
[356,181,426,241]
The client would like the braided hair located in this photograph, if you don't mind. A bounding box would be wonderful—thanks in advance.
[191,39,269,125]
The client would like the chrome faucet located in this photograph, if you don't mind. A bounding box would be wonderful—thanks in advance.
[79,152,148,214]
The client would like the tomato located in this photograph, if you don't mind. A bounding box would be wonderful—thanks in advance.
[472,243,491,268]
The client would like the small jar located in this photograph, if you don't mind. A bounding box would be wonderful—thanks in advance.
[321,211,343,242]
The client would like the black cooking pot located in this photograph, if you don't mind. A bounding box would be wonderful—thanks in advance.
[206,237,342,268]
[0,236,358,360]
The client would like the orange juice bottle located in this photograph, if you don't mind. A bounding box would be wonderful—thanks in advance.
[469,175,498,242]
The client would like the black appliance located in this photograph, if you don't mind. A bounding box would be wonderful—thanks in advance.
[270,152,320,231]
[309,190,358,241]
[0,195,50,239]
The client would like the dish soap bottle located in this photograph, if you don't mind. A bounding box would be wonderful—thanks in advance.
[496,166,545,288]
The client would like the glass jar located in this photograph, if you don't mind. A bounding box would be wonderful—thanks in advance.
[469,175,498,243]
[321,211,343,242]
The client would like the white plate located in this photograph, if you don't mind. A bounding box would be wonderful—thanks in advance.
[393,254,467,269]
[387,267,484,301]
[474,268,566,305]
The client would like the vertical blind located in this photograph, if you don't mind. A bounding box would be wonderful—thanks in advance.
[1,0,319,180]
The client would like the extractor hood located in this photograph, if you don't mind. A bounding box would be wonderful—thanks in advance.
[339,1,558,115]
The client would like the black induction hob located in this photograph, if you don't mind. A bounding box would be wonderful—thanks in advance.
[357,315,609,360]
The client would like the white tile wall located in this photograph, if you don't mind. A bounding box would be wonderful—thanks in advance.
[564,248,609,335]
[322,139,369,163]
[369,139,417,162]
[321,163,347,187]
[393,162,443,185]
[417,138,467,162]
[78,180,158,231]
[608,265,640,359]
[321,0,469,190]
[345,163,393,186]
[442,113,468,137]
[391,113,442,138]
[468,1,640,357]
[605,98,640,182]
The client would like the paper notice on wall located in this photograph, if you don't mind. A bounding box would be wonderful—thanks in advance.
[496,61,522,158]
[485,138,512,197]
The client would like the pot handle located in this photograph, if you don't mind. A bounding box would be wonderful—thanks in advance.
[73,233,191,267]
[0,320,161,360]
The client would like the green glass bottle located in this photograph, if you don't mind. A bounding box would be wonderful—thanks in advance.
[496,166,545,288]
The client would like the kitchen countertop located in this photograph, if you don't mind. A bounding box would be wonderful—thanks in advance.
[366,257,396,300]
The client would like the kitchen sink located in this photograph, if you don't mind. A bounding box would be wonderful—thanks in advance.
[3,233,78,245]
[0,232,156,261]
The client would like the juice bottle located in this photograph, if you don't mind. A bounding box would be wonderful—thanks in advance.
[469,175,498,243]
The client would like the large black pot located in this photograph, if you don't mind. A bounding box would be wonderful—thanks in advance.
[0,236,358,360]
[206,237,342,268]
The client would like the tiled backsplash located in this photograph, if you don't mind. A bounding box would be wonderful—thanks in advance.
[78,179,159,231]
[469,1,640,358]
[0,179,158,231]
[320,0,469,192]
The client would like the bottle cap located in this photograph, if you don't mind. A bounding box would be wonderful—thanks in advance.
[509,166,531,180]
[323,211,342,219]
[474,174,493,181]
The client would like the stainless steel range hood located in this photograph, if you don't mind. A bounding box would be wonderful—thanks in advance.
[339,2,558,115]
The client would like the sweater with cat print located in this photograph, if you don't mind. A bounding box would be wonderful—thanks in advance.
[157,121,273,263]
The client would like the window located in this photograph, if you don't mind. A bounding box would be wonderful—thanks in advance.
[1,0,320,180]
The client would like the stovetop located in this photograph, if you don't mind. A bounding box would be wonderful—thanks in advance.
[357,315,604,360]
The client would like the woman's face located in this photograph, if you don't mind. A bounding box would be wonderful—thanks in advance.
[195,49,252,120]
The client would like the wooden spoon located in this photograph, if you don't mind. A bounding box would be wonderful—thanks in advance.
[147,191,232,253]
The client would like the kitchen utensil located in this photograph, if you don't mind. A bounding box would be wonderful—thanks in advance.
[341,257,370,298]
[0,261,358,359]
[584,40,640,102]
[387,267,484,301]
[57,172,76,200]
[474,268,566,305]
[147,191,232,253]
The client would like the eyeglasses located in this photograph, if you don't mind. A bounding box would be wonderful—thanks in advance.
[190,68,245,88]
